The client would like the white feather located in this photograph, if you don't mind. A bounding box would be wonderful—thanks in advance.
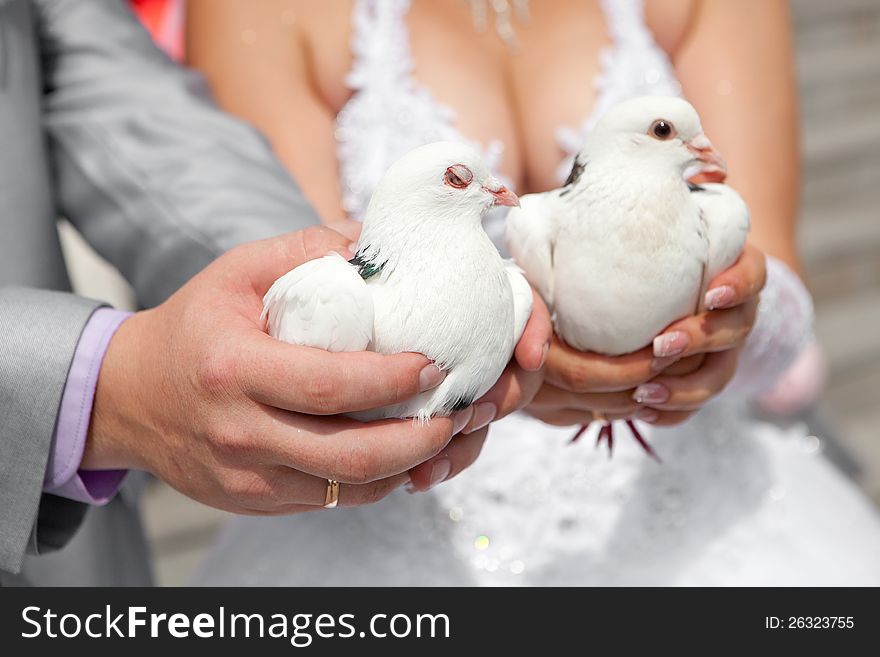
[506,96,750,356]
[505,260,534,345]
[263,142,528,421]
[506,192,559,307]
[692,182,751,281]
[262,252,373,352]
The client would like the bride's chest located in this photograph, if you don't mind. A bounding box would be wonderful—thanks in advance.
[302,0,637,193]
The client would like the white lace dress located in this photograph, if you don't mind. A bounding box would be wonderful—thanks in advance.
[193,0,880,586]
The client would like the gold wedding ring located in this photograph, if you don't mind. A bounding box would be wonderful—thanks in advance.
[323,479,340,509]
[592,410,608,423]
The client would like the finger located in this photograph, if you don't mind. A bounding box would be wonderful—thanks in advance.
[332,472,412,508]
[634,348,740,412]
[464,362,545,432]
[408,427,489,492]
[236,504,319,516]
[642,409,696,427]
[253,407,458,484]
[241,470,411,512]
[653,298,758,361]
[702,243,767,311]
[241,335,443,414]
[237,225,356,294]
[324,219,363,244]
[225,466,409,510]
[528,383,642,415]
[656,354,705,377]
[526,408,638,427]
[514,290,552,371]
[689,169,727,184]
[528,408,593,427]
[545,336,656,393]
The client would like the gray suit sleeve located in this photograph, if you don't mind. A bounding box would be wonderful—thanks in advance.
[36,0,321,307]
[0,1,321,573]
[0,287,102,574]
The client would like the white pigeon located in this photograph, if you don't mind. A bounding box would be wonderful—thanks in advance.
[263,141,532,422]
[506,96,750,456]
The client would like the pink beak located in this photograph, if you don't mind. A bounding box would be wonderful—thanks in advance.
[483,183,520,207]
[687,133,727,179]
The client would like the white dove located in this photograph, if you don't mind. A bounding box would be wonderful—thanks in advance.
[263,141,532,422]
[506,96,749,457]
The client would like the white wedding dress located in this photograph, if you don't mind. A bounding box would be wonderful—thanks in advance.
[193,0,880,586]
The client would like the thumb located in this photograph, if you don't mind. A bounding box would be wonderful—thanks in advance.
[240,226,355,294]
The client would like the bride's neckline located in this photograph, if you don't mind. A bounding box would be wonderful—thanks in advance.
[335,0,681,220]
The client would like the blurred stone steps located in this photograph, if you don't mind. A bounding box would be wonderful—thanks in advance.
[792,0,880,25]
[141,480,230,586]
[794,0,880,515]
[815,289,880,380]
[835,406,880,506]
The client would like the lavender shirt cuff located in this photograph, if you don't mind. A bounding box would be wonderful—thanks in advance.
[43,307,132,504]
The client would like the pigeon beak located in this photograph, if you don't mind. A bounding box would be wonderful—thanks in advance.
[483,183,520,207]
[687,133,727,179]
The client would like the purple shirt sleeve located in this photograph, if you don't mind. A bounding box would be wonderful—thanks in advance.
[43,307,132,504]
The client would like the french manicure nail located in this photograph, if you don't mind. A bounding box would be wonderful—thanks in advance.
[633,383,670,404]
[348,242,359,254]
[419,364,446,392]
[451,407,474,435]
[463,402,496,434]
[427,457,452,490]
[705,285,735,310]
[653,331,690,358]
[636,408,660,423]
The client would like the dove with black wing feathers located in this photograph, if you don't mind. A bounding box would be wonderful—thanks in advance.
[263,141,532,423]
[506,96,749,458]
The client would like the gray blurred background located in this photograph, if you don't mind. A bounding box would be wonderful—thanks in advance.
[58,0,880,585]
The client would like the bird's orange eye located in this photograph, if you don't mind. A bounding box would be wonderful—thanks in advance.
[648,119,677,140]
[444,164,473,189]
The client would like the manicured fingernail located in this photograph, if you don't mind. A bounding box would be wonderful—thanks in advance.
[451,407,474,435]
[419,364,446,392]
[636,408,660,423]
[539,342,550,369]
[705,285,735,310]
[427,457,452,490]
[463,402,496,434]
[348,242,359,254]
[653,331,690,358]
[633,383,670,404]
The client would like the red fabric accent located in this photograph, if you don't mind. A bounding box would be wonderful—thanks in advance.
[129,0,184,61]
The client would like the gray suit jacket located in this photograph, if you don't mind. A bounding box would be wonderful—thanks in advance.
[0,0,319,578]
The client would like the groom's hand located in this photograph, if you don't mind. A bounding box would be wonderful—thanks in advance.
[82,226,468,513]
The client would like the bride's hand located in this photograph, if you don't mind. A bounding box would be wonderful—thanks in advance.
[525,243,766,428]
[525,339,660,426]
[637,243,766,422]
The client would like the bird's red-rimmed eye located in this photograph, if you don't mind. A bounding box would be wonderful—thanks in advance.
[648,119,677,141]
[444,164,473,189]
